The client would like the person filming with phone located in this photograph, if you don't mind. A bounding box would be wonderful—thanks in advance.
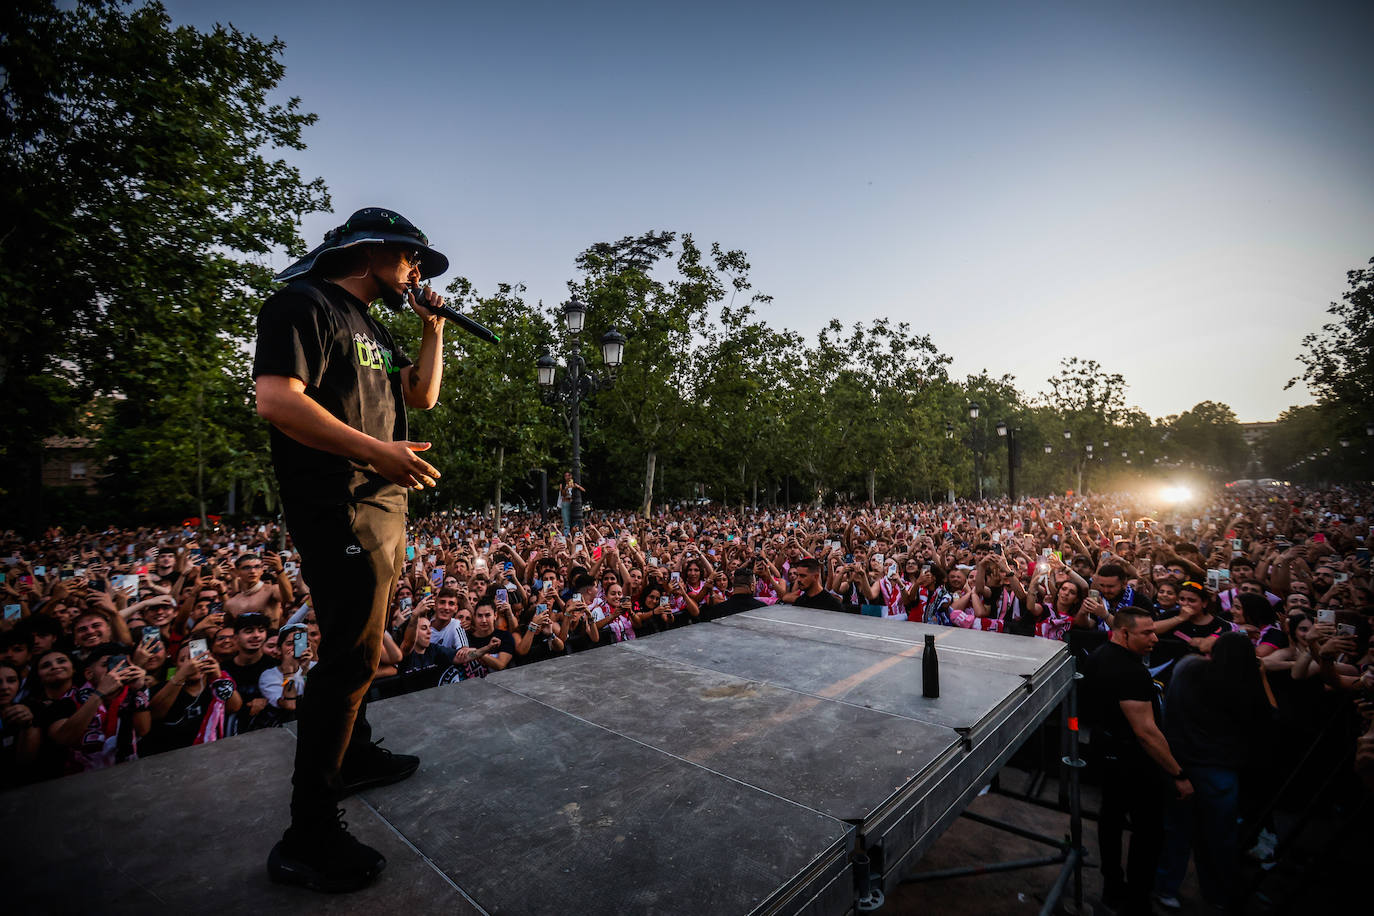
[254,207,452,892]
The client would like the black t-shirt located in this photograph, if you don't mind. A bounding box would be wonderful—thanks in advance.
[25,692,78,780]
[792,590,845,612]
[252,278,412,510]
[1080,641,1158,761]
[514,632,565,667]
[397,644,453,691]
[700,594,766,622]
[1173,615,1234,644]
[223,656,273,703]
[464,628,517,675]
[141,687,212,756]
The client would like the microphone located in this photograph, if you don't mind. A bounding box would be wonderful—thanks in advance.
[408,284,501,344]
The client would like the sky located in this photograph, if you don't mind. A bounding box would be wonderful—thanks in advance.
[164,0,1374,422]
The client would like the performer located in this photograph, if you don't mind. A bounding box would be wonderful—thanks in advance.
[254,207,450,892]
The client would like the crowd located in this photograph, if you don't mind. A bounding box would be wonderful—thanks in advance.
[1,483,1370,909]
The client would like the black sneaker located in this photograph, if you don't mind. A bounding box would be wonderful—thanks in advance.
[267,809,386,893]
[339,739,420,797]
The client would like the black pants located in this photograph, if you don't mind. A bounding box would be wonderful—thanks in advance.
[1098,752,1168,914]
[285,499,404,825]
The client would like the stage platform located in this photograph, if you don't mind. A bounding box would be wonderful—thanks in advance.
[0,606,1073,914]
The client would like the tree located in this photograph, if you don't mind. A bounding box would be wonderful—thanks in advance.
[376,280,558,521]
[574,232,760,516]
[1160,401,1248,479]
[0,0,328,527]
[1040,358,1128,494]
[1294,256,1374,436]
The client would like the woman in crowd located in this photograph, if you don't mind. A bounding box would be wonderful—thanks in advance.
[1153,580,1180,618]
[1156,632,1273,910]
[0,661,38,786]
[143,642,241,753]
[1016,568,1074,640]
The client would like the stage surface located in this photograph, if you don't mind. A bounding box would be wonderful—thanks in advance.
[0,606,1073,914]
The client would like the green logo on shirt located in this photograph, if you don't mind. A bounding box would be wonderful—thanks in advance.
[354,333,399,373]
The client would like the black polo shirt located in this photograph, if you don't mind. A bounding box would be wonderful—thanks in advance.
[253,278,411,511]
[1080,641,1159,763]
[792,589,845,612]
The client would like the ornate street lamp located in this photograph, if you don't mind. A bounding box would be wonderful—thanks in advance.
[537,297,627,531]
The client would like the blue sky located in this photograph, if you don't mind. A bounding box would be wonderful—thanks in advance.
[166,0,1374,422]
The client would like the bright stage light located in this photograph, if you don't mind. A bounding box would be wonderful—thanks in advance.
[1160,484,1193,505]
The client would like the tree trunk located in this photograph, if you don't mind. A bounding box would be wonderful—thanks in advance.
[195,386,207,533]
[867,468,876,504]
[641,449,657,518]
[494,444,504,531]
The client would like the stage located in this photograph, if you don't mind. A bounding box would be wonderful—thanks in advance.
[0,607,1074,914]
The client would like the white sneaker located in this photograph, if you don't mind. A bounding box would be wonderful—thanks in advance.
[1246,828,1277,861]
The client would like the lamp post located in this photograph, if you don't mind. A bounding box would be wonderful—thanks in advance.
[968,402,984,499]
[995,420,1019,501]
[537,296,626,532]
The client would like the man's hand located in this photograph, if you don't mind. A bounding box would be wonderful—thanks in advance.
[369,441,441,490]
[408,283,447,331]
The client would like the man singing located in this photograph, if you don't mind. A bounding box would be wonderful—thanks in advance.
[254,207,448,892]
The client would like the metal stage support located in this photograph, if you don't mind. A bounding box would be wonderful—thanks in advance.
[1,607,1076,915]
[902,671,1086,916]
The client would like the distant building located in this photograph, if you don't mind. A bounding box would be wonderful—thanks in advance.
[42,437,101,492]
[1238,422,1278,476]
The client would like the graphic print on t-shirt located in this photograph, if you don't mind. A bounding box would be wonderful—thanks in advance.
[354,332,401,374]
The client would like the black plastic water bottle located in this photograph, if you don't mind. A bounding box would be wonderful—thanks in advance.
[922,633,940,698]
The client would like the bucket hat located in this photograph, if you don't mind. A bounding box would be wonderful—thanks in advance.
[274,207,448,282]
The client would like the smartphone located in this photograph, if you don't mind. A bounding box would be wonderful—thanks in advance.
[844,553,854,564]
[670,571,680,583]
[405,546,416,561]
[3,605,21,621]
[1317,609,1336,625]
[659,596,670,608]
[873,553,884,563]
[648,556,659,567]
[292,629,308,657]
[141,625,162,645]
[188,638,209,660]
[536,603,547,614]
[1088,589,1101,602]
[532,578,544,591]
[1334,572,1349,584]
[1336,623,1357,638]
[1313,533,1326,543]
[496,587,509,604]
[432,537,441,547]
[106,654,128,671]
[33,565,46,578]
[1135,520,1146,530]
[398,595,412,612]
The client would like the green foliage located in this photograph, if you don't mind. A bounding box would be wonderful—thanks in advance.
[1294,256,1374,437]
[1259,404,1369,484]
[376,281,559,513]
[1162,401,1248,477]
[0,0,329,526]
